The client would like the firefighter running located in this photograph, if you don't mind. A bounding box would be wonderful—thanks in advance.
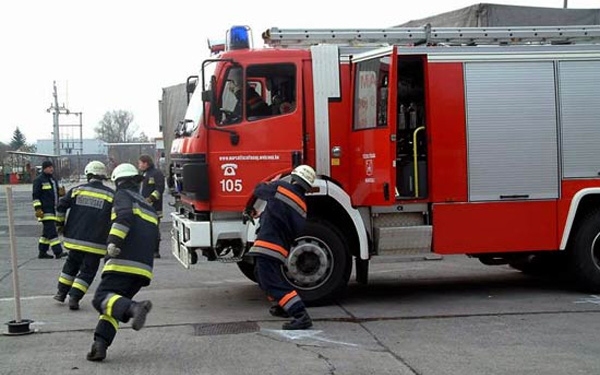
[53,161,114,310]
[32,160,66,259]
[87,163,158,362]
[244,165,316,330]
[138,154,165,258]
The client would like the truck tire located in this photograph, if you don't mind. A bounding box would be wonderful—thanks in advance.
[237,260,257,283]
[569,209,600,292]
[508,253,566,278]
[282,219,351,305]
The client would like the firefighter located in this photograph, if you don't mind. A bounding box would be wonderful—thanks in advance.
[229,69,270,118]
[32,160,66,259]
[53,161,114,310]
[138,154,165,258]
[244,165,316,330]
[86,163,158,362]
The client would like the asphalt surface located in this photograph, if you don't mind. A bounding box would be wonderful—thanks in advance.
[1,183,600,374]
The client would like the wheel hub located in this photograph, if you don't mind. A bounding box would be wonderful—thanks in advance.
[285,237,333,289]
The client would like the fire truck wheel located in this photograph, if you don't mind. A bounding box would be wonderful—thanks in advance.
[569,209,600,293]
[237,260,257,283]
[283,220,351,305]
[508,253,566,277]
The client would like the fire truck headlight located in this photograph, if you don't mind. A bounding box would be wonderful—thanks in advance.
[227,25,253,50]
[183,226,191,242]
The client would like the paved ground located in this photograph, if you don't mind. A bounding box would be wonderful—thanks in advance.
[2,184,600,374]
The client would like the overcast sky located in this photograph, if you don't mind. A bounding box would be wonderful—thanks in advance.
[1,0,597,145]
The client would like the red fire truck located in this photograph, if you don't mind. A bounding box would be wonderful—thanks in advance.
[169,25,600,303]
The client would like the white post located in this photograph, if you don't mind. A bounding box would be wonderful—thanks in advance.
[5,186,22,323]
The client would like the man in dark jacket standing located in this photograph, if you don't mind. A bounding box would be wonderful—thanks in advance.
[244,165,316,330]
[138,154,165,258]
[86,163,158,362]
[32,160,66,259]
[53,161,114,310]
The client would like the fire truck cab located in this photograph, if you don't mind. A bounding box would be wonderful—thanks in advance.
[170,25,600,303]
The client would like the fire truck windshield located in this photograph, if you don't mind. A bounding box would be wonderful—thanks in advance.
[181,61,217,136]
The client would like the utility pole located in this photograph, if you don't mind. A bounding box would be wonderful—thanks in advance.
[47,81,69,156]
[564,0,568,8]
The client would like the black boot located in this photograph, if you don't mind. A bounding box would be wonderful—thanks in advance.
[55,251,68,259]
[128,300,152,331]
[282,311,313,330]
[86,340,107,361]
[269,305,289,318]
[68,296,80,310]
[53,291,67,303]
[39,252,54,259]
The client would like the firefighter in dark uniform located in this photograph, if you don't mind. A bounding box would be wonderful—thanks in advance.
[86,163,158,362]
[244,165,316,330]
[32,160,66,259]
[138,154,165,258]
[53,161,114,310]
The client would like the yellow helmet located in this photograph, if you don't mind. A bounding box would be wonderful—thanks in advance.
[84,161,107,179]
[291,165,316,190]
[111,163,140,182]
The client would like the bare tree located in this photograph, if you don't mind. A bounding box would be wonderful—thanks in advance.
[95,110,136,143]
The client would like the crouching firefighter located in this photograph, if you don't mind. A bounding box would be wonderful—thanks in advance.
[243,165,316,330]
[87,163,158,362]
[54,161,114,310]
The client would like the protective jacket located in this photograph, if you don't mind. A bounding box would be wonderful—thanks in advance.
[56,180,115,255]
[140,165,165,217]
[32,172,59,221]
[105,187,158,286]
[246,181,307,263]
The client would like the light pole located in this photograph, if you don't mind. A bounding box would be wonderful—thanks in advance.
[564,0,568,8]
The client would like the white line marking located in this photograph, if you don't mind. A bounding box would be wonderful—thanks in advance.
[574,295,600,305]
[262,329,359,347]
[0,295,51,302]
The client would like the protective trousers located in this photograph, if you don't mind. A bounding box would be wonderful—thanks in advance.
[254,256,305,316]
[155,218,161,256]
[57,251,102,301]
[39,220,63,255]
[91,273,146,346]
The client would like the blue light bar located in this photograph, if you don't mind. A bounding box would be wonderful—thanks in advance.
[226,25,253,51]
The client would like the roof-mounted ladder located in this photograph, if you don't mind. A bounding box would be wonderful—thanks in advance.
[263,25,600,47]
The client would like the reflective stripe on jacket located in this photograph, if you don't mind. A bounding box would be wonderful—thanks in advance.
[247,181,307,263]
[140,165,165,217]
[32,173,59,220]
[57,180,115,255]
[103,187,158,284]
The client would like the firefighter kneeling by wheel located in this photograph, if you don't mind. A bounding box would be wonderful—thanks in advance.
[87,163,158,362]
[244,165,316,330]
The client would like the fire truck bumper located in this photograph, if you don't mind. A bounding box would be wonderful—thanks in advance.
[170,212,211,268]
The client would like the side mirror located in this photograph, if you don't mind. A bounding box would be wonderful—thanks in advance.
[186,76,198,94]
[202,89,213,102]
[186,75,199,104]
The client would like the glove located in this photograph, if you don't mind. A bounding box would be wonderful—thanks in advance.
[107,243,121,257]
[145,196,155,204]
[242,207,256,225]
[35,209,44,219]
[58,186,66,197]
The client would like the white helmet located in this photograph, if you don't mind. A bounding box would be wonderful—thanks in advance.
[111,163,140,182]
[291,165,316,190]
[84,161,107,179]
